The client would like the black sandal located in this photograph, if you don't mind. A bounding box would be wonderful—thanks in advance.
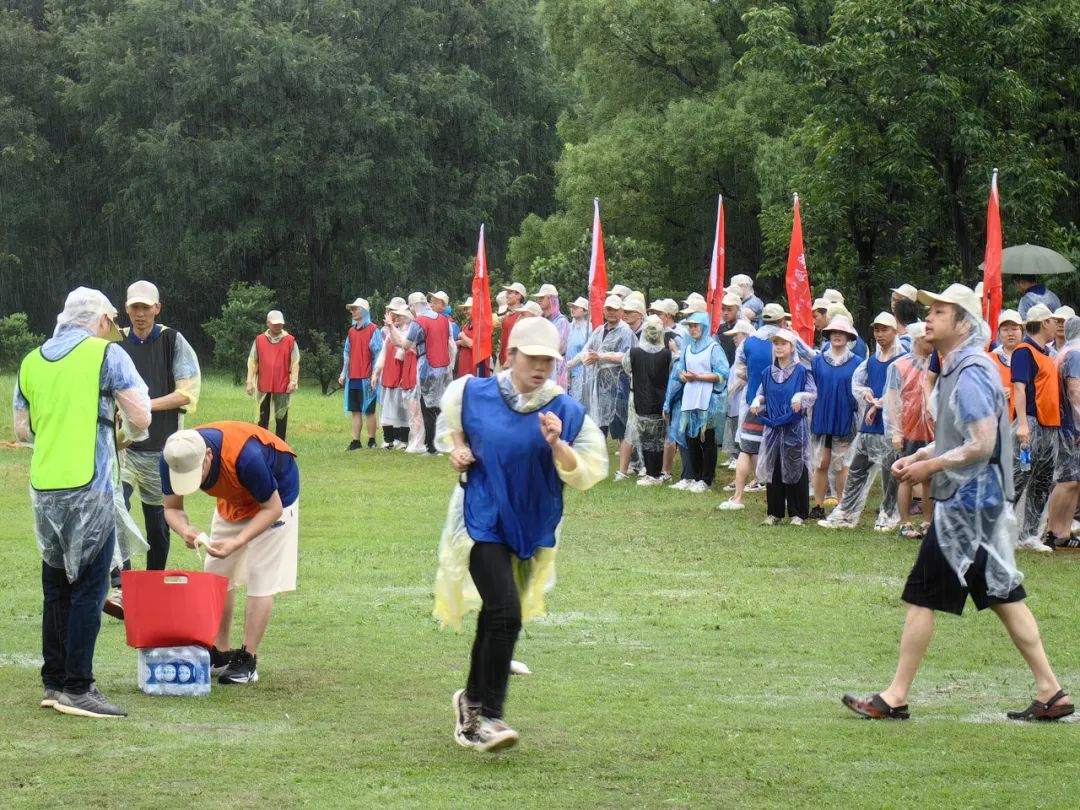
[842,692,910,720]
[1006,689,1074,721]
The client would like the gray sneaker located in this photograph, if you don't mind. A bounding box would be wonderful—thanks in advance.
[452,688,481,740]
[40,688,61,708]
[466,717,519,752]
[54,685,127,718]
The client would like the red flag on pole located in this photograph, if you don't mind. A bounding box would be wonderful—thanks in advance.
[706,194,726,328]
[471,224,493,367]
[785,193,814,345]
[588,198,608,329]
[983,169,1002,336]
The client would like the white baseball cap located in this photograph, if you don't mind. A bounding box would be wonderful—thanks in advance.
[997,309,1022,326]
[730,274,753,288]
[520,300,543,317]
[649,299,679,316]
[722,292,743,308]
[429,290,450,304]
[621,296,647,316]
[1053,306,1076,321]
[502,282,527,297]
[821,317,858,338]
[762,303,788,323]
[266,310,285,325]
[770,328,799,345]
[723,319,754,337]
[890,284,918,302]
[606,284,632,298]
[822,288,845,304]
[496,290,509,316]
[680,298,707,315]
[346,297,369,312]
[812,298,830,312]
[126,280,160,307]
[1024,303,1055,324]
[507,316,561,358]
[59,287,122,341]
[917,283,981,321]
[907,322,927,339]
[603,294,623,310]
[569,296,589,311]
[460,296,474,308]
[407,292,427,306]
[871,311,898,329]
[533,283,559,298]
[163,430,209,496]
[387,296,406,310]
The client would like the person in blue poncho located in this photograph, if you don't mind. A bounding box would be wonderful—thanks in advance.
[663,311,729,493]
[339,297,384,450]
[751,329,818,525]
[432,317,608,752]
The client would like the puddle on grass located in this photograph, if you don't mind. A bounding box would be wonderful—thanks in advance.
[536,610,618,626]
[961,710,1080,724]
[0,652,43,668]
[828,572,905,588]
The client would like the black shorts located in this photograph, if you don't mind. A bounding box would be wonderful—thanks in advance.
[901,520,1026,616]
[347,388,376,414]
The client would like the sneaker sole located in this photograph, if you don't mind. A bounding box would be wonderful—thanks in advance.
[102,601,124,621]
[219,671,259,685]
[54,703,126,719]
[40,699,58,708]
[479,732,519,752]
[452,689,466,736]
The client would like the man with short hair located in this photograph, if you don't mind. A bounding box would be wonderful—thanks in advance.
[111,280,201,615]
[576,295,635,437]
[162,422,300,685]
[1016,275,1061,320]
[729,274,764,325]
[890,286,920,352]
[247,310,298,441]
[716,291,743,365]
[1011,303,1061,549]
[1048,306,1074,354]
[338,298,383,450]
[16,288,151,718]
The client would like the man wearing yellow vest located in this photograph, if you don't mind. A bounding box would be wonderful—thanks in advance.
[14,288,151,719]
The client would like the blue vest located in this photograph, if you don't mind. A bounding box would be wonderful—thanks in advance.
[811,354,859,436]
[743,335,773,406]
[863,353,903,434]
[461,377,586,559]
[759,364,807,429]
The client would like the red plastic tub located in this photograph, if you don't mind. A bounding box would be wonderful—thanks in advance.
[120,570,229,649]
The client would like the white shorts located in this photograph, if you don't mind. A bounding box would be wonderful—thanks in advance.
[205,501,299,597]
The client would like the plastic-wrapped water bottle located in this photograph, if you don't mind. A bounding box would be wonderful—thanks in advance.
[1018,446,1032,473]
[138,646,211,696]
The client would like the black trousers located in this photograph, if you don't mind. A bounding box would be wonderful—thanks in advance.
[765,453,809,519]
[643,449,663,478]
[259,393,288,440]
[385,425,409,445]
[112,482,171,587]
[686,429,717,485]
[421,402,440,453]
[466,542,522,719]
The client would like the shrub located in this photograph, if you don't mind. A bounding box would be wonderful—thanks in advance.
[0,313,44,372]
[202,283,276,384]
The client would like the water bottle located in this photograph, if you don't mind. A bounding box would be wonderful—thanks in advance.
[1018,446,1031,473]
[138,646,211,696]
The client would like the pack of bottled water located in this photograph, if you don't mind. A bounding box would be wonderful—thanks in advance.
[137,646,211,696]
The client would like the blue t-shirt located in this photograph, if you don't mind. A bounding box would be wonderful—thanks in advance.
[160,428,299,508]
[948,360,1005,510]
[1061,351,1080,435]
[1010,337,1048,418]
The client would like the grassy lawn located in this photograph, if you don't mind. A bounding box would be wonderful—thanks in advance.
[1,374,1078,808]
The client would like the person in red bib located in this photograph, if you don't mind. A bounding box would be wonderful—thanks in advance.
[338,297,385,451]
[498,282,527,368]
[161,422,300,685]
[246,310,299,440]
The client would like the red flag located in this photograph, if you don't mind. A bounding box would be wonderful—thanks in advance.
[785,193,814,345]
[471,224,493,366]
[983,169,1002,335]
[588,198,609,329]
[706,194,726,327]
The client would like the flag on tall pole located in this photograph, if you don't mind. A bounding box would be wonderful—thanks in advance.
[785,193,814,346]
[588,198,608,329]
[706,194,726,327]
[471,223,493,369]
[983,168,1003,336]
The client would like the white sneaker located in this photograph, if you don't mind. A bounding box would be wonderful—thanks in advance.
[637,475,661,487]
[1017,536,1054,553]
[789,517,804,527]
[761,515,779,526]
[745,479,766,493]
[688,480,710,493]
[659,472,672,482]
[819,517,856,529]
[723,481,737,492]
[726,458,738,470]
[456,717,520,752]
[509,660,533,675]
[613,471,628,481]
[669,479,691,490]
[636,466,648,477]
[716,499,745,511]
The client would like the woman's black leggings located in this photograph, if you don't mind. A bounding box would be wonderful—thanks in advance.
[686,429,717,485]
[466,542,522,719]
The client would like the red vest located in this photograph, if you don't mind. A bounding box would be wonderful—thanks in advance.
[499,311,522,366]
[382,346,418,390]
[347,323,377,380]
[418,313,451,369]
[202,421,295,522]
[456,322,474,378]
[255,333,295,394]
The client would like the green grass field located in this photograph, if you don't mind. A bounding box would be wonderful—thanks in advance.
[1,375,1078,808]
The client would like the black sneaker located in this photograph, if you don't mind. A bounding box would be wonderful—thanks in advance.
[218,647,258,684]
[210,646,236,677]
[1042,531,1060,551]
[808,505,826,521]
[346,440,363,451]
[367,438,376,449]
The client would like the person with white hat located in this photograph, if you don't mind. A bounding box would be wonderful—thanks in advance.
[812,298,831,342]
[432,317,607,751]
[339,298,384,451]
[606,283,632,300]
[613,294,649,479]
[563,296,591,401]
[823,302,869,359]
[1049,305,1075,354]
[891,289,921,352]
[373,304,417,449]
[108,280,201,615]
[891,284,918,306]
[454,297,492,380]
[1046,317,1080,549]
[883,322,935,538]
[533,284,571,389]
[519,300,543,318]
[715,291,744,365]
[1010,303,1061,549]
[14,287,150,718]
[498,283,528,368]
[718,320,754,468]
[245,309,298,442]
[495,290,509,317]
[729,274,764,326]
[162,422,299,686]
[573,295,636,437]
[819,312,906,531]
[620,315,674,485]
[1015,275,1062,321]
[750,328,817,525]
[807,317,861,520]
[844,282,1071,723]
[987,309,1023,422]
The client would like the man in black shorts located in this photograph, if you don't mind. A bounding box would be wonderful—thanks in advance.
[842,284,1072,722]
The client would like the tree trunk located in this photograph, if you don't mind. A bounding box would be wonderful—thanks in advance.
[942,154,973,277]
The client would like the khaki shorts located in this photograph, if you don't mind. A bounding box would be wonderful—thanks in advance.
[205,501,299,597]
[120,449,165,506]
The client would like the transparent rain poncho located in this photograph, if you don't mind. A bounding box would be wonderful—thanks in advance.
[1053,318,1080,482]
[565,317,591,401]
[882,351,935,449]
[752,360,817,485]
[621,317,672,454]
[809,346,859,472]
[577,320,635,428]
[928,312,1021,598]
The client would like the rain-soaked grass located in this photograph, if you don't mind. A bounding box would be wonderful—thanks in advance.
[1,375,1079,808]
